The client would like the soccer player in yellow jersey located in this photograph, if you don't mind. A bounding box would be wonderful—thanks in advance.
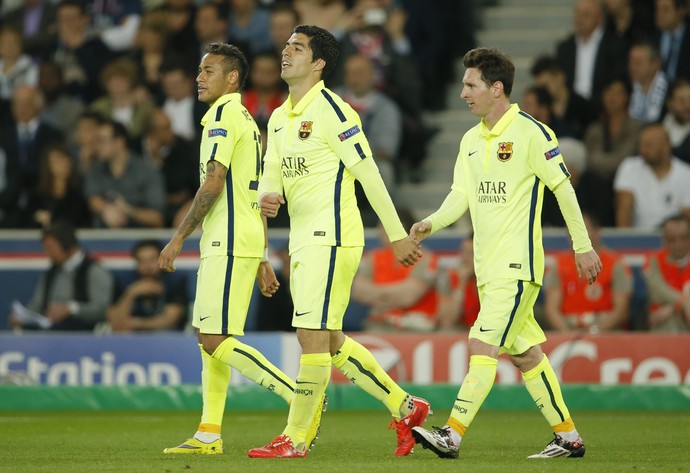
[409,48,602,459]
[247,25,431,458]
[158,43,306,455]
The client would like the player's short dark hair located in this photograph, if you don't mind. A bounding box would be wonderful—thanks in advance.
[204,42,249,89]
[132,239,163,258]
[42,220,79,250]
[463,47,515,97]
[524,85,553,108]
[293,24,339,80]
[530,56,564,77]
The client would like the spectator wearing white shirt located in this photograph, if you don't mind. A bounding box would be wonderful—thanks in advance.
[160,61,206,143]
[0,26,39,102]
[614,123,690,229]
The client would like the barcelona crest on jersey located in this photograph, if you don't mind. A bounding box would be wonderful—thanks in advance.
[497,142,513,162]
[299,121,313,140]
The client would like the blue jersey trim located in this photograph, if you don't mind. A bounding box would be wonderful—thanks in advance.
[354,143,366,160]
[559,162,571,178]
[500,280,524,347]
[321,246,338,329]
[215,101,229,122]
[334,161,344,245]
[234,347,294,392]
[528,177,539,281]
[226,165,234,255]
[542,371,566,422]
[347,355,391,394]
[321,89,347,122]
[518,111,552,141]
[221,255,234,333]
[209,143,218,161]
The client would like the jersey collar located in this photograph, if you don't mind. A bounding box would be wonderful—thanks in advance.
[480,103,520,137]
[285,80,325,117]
[201,92,241,126]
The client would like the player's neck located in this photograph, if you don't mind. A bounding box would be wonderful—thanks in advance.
[288,78,320,108]
[483,100,511,130]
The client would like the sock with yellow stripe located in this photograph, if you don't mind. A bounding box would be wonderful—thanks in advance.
[331,336,408,419]
[195,344,229,442]
[522,354,579,440]
[211,336,295,404]
[283,353,331,448]
[447,355,498,437]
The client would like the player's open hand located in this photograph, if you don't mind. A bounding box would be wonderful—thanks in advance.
[391,236,422,267]
[260,192,285,218]
[158,239,182,272]
[257,261,280,297]
[409,220,432,244]
[575,249,602,285]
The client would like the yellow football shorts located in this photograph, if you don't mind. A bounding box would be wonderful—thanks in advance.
[469,279,546,355]
[193,255,259,336]
[290,245,363,331]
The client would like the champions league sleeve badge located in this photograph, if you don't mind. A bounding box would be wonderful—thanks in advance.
[497,142,513,162]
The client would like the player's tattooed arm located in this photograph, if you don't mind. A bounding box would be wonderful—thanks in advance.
[176,160,227,240]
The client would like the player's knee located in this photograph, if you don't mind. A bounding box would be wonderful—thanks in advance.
[200,333,231,355]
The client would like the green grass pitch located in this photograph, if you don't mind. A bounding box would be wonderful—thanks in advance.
[0,409,688,472]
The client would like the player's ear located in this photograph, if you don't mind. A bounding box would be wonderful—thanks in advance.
[492,81,504,98]
[227,69,239,86]
[313,58,326,74]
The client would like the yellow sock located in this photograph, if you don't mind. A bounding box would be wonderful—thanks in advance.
[447,355,497,431]
[283,353,331,447]
[331,336,407,418]
[522,355,573,430]
[198,344,230,429]
[212,337,295,404]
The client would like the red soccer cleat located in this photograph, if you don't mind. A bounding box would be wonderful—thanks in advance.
[389,396,432,456]
[247,434,307,459]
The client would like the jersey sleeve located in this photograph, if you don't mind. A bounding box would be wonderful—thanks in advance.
[258,113,284,196]
[205,106,240,168]
[527,126,571,191]
[324,100,374,169]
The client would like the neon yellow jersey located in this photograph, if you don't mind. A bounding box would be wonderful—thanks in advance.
[454,104,571,286]
[199,92,263,258]
[264,81,372,253]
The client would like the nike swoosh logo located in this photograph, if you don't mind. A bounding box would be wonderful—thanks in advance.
[199,315,212,321]
[274,126,284,133]
[469,150,478,156]
[479,326,494,332]
[456,397,473,403]
[295,311,311,317]
[295,380,318,385]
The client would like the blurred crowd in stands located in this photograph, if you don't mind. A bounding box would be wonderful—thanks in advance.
[0,0,473,229]
[4,0,690,334]
[523,0,690,230]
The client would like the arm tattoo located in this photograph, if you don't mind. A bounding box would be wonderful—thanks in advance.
[175,160,225,240]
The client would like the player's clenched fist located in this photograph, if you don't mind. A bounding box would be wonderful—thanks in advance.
[259,192,285,218]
